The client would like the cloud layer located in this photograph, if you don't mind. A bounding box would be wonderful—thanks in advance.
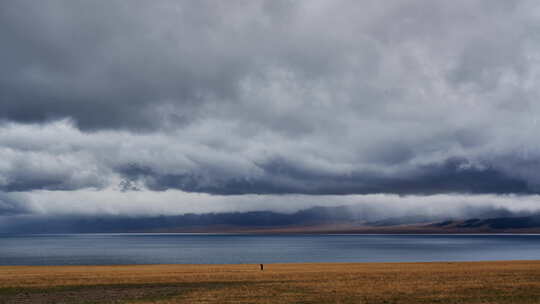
[1,1,540,220]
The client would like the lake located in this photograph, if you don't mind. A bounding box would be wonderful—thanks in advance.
[1,234,539,266]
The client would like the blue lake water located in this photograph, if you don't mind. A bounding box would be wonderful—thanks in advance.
[1,234,540,266]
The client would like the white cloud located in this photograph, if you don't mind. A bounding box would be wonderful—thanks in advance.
[10,188,540,219]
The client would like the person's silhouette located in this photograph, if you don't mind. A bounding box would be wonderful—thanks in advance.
[260,264,264,271]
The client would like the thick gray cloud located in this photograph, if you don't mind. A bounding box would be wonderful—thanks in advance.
[2,0,538,129]
[0,120,536,195]
[1,0,540,200]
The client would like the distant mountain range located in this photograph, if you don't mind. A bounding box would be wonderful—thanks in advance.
[2,205,540,234]
[431,216,540,230]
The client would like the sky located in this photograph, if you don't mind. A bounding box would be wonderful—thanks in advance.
[1,0,540,225]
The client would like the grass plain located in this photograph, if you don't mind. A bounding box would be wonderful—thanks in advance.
[1,261,540,303]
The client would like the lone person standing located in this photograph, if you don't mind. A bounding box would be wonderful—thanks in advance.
[260,264,264,271]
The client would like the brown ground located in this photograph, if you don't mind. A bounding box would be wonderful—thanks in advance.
[1,261,540,303]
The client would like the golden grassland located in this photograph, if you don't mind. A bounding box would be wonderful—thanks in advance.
[1,261,540,303]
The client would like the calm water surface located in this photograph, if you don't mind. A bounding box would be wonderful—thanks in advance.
[1,234,539,266]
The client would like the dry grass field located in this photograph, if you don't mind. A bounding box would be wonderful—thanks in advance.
[1,261,540,303]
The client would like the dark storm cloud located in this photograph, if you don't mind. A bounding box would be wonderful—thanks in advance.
[1,0,530,131]
[117,157,531,195]
[0,0,307,130]
[0,1,208,129]
[1,0,540,197]
[0,193,29,215]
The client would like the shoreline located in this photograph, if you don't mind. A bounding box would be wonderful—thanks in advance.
[2,258,540,268]
[5,230,540,235]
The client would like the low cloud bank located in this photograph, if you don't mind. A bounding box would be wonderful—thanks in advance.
[2,190,540,232]
[0,202,532,234]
